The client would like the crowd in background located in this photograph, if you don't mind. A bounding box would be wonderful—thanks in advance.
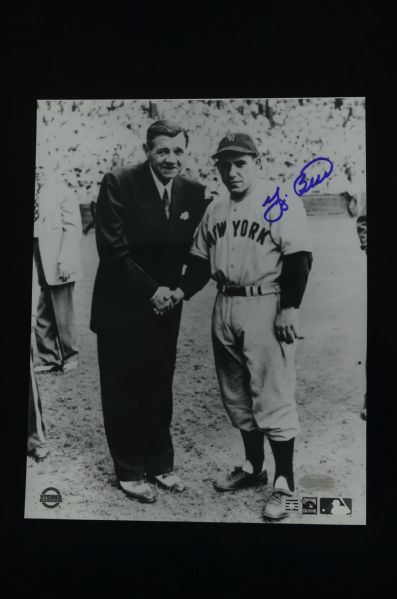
[35,98,366,203]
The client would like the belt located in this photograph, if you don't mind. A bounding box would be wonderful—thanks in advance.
[217,283,280,297]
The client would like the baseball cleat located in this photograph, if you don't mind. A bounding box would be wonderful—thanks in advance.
[262,490,291,521]
[152,472,186,492]
[119,480,156,503]
[263,476,294,521]
[213,465,268,492]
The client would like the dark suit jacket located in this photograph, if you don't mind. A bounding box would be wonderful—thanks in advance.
[90,161,208,333]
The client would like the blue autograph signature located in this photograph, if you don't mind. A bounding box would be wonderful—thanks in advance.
[293,157,334,197]
[262,187,289,223]
[262,156,334,223]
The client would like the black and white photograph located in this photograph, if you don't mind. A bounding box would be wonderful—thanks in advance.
[25,97,366,524]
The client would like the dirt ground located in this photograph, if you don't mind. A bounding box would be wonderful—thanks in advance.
[25,209,366,524]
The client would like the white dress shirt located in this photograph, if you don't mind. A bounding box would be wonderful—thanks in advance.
[149,165,174,301]
[149,164,173,207]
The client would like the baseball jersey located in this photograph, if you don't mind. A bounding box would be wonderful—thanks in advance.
[190,180,312,287]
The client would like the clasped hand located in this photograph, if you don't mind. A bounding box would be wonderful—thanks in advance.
[151,286,184,316]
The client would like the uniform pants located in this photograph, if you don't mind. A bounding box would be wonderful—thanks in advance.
[97,303,182,481]
[33,239,79,368]
[212,292,299,441]
[28,347,46,452]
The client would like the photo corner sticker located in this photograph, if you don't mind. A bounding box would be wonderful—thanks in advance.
[319,497,352,515]
[40,487,62,508]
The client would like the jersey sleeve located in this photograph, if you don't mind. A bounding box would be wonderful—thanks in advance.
[270,195,312,255]
[189,207,211,260]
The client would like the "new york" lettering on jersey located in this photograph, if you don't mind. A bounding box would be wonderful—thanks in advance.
[206,220,270,248]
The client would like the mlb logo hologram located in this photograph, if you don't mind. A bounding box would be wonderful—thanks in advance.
[320,498,352,515]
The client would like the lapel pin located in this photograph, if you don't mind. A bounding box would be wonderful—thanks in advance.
[180,211,190,221]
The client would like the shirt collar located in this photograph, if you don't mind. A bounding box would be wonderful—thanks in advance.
[149,164,173,199]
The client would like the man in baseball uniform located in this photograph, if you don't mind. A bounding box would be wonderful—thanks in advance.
[169,133,313,520]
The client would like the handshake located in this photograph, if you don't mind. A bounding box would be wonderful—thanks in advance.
[150,286,185,316]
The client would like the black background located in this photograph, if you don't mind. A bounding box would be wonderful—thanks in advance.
[4,2,397,596]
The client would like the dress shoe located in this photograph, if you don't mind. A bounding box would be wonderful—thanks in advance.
[360,393,367,420]
[28,444,50,461]
[119,480,156,503]
[213,463,268,492]
[152,472,185,492]
[34,363,60,373]
[62,359,79,374]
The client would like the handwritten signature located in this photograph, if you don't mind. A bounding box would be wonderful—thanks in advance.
[262,156,334,223]
[293,157,334,197]
[262,187,289,223]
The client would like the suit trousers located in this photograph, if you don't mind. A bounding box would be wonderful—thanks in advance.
[28,346,46,451]
[33,238,79,368]
[97,303,182,481]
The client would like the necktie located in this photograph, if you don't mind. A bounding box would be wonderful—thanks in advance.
[163,188,171,220]
[34,190,40,222]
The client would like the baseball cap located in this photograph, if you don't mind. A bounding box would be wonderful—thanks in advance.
[212,133,259,160]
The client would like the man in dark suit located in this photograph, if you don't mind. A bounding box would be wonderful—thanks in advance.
[90,120,208,503]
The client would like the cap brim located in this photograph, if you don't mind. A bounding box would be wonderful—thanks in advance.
[212,146,258,160]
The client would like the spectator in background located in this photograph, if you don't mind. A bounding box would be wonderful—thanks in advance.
[83,201,97,235]
[356,203,367,253]
[28,344,49,460]
[356,202,367,421]
[33,165,83,374]
[28,260,49,461]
